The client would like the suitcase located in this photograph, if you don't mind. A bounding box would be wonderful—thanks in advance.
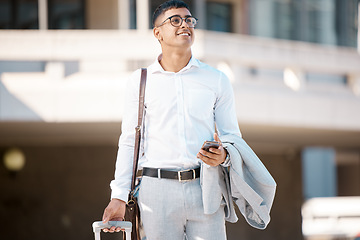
[92,221,132,240]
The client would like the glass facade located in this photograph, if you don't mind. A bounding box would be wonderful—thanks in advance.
[335,0,359,47]
[0,0,85,29]
[206,1,232,32]
[302,147,337,199]
[130,0,137,29]
[48,0,85,29]
[0,0,39,29]
[248,0,359,48]
[0,0,358,48]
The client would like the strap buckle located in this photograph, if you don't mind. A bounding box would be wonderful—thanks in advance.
[177,169,196,182]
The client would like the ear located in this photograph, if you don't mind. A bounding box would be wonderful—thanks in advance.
[153,27,162,42]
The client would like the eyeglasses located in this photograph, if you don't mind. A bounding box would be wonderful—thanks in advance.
[157,15,198,28]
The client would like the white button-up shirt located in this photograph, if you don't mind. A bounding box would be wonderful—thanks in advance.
[110,56,241,201]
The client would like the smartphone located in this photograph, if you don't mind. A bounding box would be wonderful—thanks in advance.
[201,141,220,152]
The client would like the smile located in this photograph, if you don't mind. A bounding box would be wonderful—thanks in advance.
[177,32,190,36]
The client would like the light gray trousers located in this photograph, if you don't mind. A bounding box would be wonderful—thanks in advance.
[138,176,227,240]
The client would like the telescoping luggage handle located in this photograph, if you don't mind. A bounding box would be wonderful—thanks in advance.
[92,221,132,240]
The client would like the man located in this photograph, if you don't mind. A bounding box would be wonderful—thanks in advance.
[102,1,241,239]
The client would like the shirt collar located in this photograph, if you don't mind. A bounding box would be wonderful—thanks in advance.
[148,54,200,74]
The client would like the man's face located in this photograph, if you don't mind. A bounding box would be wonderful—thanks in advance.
[153,7,195,49]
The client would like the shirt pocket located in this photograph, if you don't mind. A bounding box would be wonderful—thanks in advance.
[187,89,215,120]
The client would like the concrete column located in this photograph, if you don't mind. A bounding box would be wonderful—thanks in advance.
[194,0,206,29]
[136,0,150,31]
[118,0,131,29]
[45,62,64,81]
[302,147,337,199]
[349,74,360,96]
[231,64,249,84]
[38,0,48,30]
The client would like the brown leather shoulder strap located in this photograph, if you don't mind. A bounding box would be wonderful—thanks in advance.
[131,68,147,191]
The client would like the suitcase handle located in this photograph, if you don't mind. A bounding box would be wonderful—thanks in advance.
[92,221,132,240]
[92,221,132,232]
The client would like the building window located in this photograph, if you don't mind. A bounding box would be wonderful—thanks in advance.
[0,0,39,29]
[306,72,347,86]
[249,0,276,38]
[206,2,232,32]
[130,0,136,29]
[335,0,358,47]
[0,0,11,29]
[48,0,85,29]
[275,0,295,40]
[0,0,85,29]
[248,0,358,48]
[304,0,337,45]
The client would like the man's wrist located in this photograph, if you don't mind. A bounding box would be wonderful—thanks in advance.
[220,149,230,167]
[111,198,126,204]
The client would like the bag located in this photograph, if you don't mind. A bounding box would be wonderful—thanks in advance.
[123,68,147,240]
[124,194,141,240]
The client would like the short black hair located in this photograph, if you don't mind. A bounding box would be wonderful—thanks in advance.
[152,0,190,27]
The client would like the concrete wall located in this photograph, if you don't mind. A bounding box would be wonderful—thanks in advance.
[1,30,360,131]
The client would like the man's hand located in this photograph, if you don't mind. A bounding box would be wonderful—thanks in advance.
[197,133,227,167]
[102,198,126,233]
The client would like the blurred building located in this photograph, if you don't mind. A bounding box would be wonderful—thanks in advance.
[0,0,360,240]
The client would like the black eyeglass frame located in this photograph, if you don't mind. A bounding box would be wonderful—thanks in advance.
[156,15,198,28]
